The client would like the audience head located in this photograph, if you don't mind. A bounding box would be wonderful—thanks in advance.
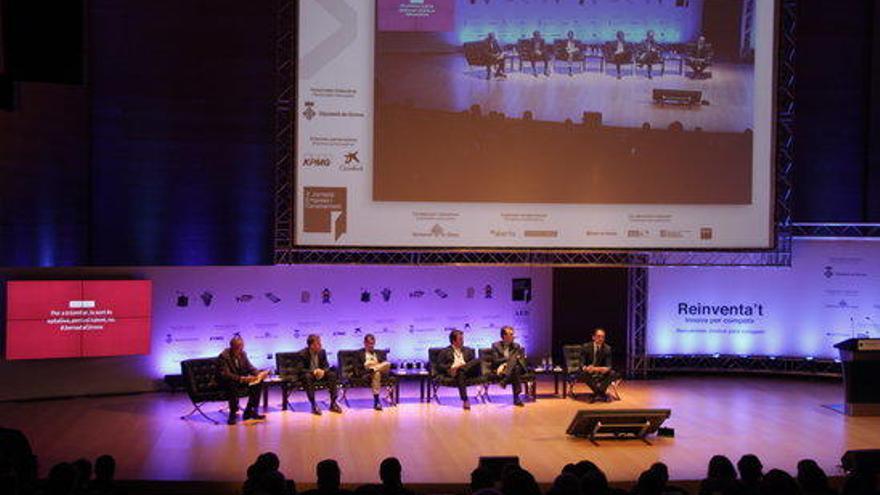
[668,121,684,132]
[316,459,341,491]
[549,473,580,495]
[796,459,830,493]
[308,334,322,352]
[737,454,763,485]
[707,455,737,481]
[94,454,116,482]
[634,468,663,495]
[47,462,78,495]
[501,466,540,495]
[380,457,402,487]
[523,111,533,121]
[579,465,609,494]
[450,329,464,347]
[471,466,494,491]
[759,469,800,495]
[73,458,92,487]
[256,452,281,473]
[648,463,669,485]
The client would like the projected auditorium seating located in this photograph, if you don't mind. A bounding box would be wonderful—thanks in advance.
[478,347,538,401]
[562,345,622,401]
[427,347,488,404]
[180,358,229,425]
[337,349,398,406]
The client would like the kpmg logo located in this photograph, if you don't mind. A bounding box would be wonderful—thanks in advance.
[303,101,317,120]
[302,154,332,168]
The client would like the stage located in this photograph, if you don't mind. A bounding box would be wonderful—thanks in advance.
[377,53,754,132]
[3,376,877,485]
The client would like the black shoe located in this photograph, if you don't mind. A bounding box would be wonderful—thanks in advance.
[587,394,597,404]
[329,402,343,414]
[311,404,322,416]
[227,413,237,425]
[243,409,266,421]
[374,401,383,411]
[462,400,471,410]
[514,398,525,407]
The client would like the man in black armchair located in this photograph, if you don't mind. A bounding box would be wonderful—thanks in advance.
[490,326,527,406]
[686,35,713,79]
[579,328,619,402]
[527,30,551,77]
[218,335,268,425]
[606,31,632,79]
[355,333,392,411]
[300,334,343,415]
[486,32,506,79]
[437,329,482,410]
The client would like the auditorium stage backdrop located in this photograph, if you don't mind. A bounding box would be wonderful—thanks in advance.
[648,239,880,359]
[149,265,552,376]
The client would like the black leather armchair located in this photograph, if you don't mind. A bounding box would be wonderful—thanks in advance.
[562,344,622,400]
[553,39,586,74]
[477,348,538,401]
[337,349,397,406]
[463,40,500,80]
[427,347,488,403]
[180,358,229,424]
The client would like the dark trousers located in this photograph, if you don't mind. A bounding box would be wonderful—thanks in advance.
[530,53,551,74]
[499,356,525,398]
[450,359,482,401]
[579,370,618,396]
[225,382,263,414]
[610,52,630,75]
[302,370,339,404]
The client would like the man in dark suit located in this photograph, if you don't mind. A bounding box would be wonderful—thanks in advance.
[528,30,551,76]
[355,333,392,411]
[300,334,342,415]
[436,329,482,410]
[490,326,527,406]
[485,32,506,79]
[218,335,267,425]
[579,328,619,402]
[606,31,632,79]
[686,35,713,79]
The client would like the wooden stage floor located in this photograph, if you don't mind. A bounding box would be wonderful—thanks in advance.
[2,377,878,485]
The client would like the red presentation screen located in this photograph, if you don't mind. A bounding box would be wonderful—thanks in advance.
[5,280,152,360]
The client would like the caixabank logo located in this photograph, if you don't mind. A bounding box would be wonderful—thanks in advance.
[303,187,347,241]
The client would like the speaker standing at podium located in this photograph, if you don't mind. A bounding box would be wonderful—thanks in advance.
[579,328,619,402]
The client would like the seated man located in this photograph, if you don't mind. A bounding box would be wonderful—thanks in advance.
[437,329,482,410]
[605,31,632,79]
[485,32,506,79]
[579,328,619,402]
[217,335,268,425]
[355,333,392,411]
[637,30,663,79]
[299,334,342,415]
[490,326,528,406]
[526,30,551,77]
[685,35,713,79]
[560,30,582,76]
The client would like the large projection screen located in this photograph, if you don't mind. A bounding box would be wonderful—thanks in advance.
[295,0,777,249]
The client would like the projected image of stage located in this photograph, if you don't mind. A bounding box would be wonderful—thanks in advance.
[374,0,756,205]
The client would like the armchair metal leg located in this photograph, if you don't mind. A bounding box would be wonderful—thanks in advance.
[431,383,441,404]
[341,386,350,407]
[181,402,220,425]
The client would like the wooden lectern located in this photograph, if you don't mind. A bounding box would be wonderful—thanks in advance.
[835,338,880,416]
